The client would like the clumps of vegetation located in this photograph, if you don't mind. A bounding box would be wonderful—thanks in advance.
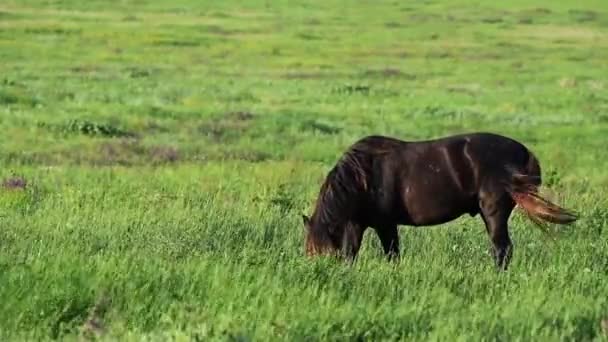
[516,8,552,24]
[596,114,608,123]
[0,174,46,217]
[480,16,503,24]
[300,120,341,135]
[543,168,563,187]
[331,83,400,97]
[2,175,27,191]
[147,106,178,119]
[152,39,201,47]
[296,32,322,41]
[268,184,297,213]
[415,106,481,120]
[149,146,180,164]
[38,119,135,138]
[16,141,182,166]
[0,79,41,106]
[228,111,255,121]
[252,183,298,214]
[125,67,153,78]
[0,89,20,105]
[363,68,415,79]
[198,111,256,142]
[333,84,371,95]
[64,119,133,137]
[217,149,271,163]
[97,141,180,166]
[568,9,598,23]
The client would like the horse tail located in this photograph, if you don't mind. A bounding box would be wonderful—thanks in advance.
[505,152,578,230]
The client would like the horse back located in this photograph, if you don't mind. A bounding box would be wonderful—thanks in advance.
[363,132,537,226]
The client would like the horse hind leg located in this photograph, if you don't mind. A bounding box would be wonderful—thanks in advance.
[376,225,400,262]
[479,185,516,270]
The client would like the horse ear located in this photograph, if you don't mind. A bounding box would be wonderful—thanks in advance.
[302,215,310,228]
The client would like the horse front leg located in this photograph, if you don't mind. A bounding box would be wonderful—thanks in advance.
[341,223,365,262]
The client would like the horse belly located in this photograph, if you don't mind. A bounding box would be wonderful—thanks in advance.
[402,177,476,226]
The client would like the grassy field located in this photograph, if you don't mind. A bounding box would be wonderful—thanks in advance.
[1,0,608,340]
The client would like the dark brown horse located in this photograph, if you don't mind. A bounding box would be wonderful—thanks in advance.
[302,132,578,270]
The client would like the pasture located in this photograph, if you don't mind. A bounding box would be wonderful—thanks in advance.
[1,0,608,340]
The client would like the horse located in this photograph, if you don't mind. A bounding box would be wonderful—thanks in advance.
[301,132,578,270]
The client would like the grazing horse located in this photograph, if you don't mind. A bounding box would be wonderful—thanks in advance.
[302,132,578,270]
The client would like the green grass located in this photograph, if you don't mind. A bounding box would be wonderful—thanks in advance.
[1,0,608,340]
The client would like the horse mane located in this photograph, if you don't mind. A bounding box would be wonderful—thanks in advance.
[312,149,368,229]
[309,136,401,237]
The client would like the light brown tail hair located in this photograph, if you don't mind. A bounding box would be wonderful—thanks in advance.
[505,171,578,236]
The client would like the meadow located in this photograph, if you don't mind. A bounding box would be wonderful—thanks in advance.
[1,0,608,340]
